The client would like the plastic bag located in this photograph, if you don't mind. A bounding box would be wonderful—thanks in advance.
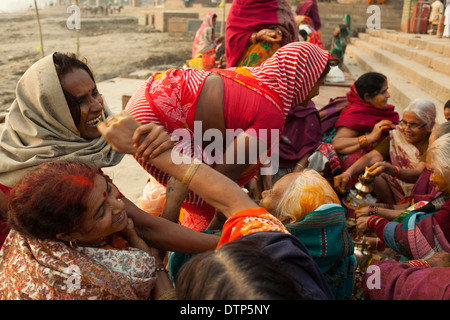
[326,65,345,83]
[138,176,166,216]
[202,48,216,71]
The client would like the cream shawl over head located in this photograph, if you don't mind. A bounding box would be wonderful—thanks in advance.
[0,53,124,188]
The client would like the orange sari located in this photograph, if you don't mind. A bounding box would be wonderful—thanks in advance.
[217,207,290,247]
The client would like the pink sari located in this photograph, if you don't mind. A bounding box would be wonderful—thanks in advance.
[295,0,321,30]
[225,0,298,67]
[192,12,216,58]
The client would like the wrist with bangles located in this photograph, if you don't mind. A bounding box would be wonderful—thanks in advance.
[367,205,378,216]
[296,162,305,170]
[392,165,400,177]
[181,158,202,187]
[374,237,385,251]
[155,263,167,272]
[358,134,369,149]
[342,171,352,181]
[407,259,431,268]
[367,215,383,230]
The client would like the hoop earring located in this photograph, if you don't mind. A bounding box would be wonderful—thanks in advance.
[69,240,78,249]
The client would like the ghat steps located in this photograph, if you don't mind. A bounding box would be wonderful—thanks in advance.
[345,28,450,124]
[317,2,402,49]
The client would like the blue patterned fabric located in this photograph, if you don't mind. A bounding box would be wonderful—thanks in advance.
[286,203,356,300]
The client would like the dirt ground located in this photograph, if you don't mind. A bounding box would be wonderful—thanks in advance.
[0,9,194,113]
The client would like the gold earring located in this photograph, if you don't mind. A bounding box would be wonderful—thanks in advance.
[69,240,78,249]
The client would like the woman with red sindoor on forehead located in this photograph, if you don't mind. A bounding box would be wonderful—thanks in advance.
[0,52,218,253]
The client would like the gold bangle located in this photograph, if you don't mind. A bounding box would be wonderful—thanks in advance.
[156,288,177,300]
[296,162,305,170]
[358,134,369,149]
[250,32,257,44]
[181,158,202,186]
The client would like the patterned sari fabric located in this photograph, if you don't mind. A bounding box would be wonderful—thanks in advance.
[225,0,298,68]
[369,195,450,260]
[217,207,290,247]
[386,126,427,202]
[216,207,335,299]
[383,195,450,260]
[236,41,281,68]
[295,15,324,49]
[286,204,356,300]
[126,42,330,230]
[0,230,156,300]
[329,14,351,64]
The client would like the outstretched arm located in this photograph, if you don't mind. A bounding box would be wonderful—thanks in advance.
[122,196,219,253]
[98,114,257,219]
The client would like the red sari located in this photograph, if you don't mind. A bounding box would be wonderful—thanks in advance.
[335,84,399,170]
[126,42,330,231]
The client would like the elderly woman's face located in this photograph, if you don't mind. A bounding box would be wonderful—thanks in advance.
[426,156,449,193]
[260,174,295,214]
[61,68,104,140]
[400,111,429,146]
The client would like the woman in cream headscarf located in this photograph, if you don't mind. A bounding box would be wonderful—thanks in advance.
[0,53,122,189]
[0,52,122,246]
[0,53,219,254]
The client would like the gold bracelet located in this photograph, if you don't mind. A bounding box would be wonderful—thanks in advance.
[296,162,305,170]
[181,158,202,186]
[250,32,257,44]
[358,134,369,149]
[156,288,177,300]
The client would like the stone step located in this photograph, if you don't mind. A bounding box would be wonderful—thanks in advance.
[358,32,450,77]
[345,43,447,124]
[314,2,402,48]
[349,35,450,106]
[366,28,450,58]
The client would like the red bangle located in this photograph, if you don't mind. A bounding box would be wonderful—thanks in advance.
[394,166,400,177]
[343,171,352,181]
[367,215,382,230]
[407,259,431,268]
[368,205,378,216]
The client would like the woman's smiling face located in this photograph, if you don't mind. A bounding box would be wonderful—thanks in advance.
[364,81,390,109]
[70,174,128,245]
[61,68,104,139]
[400,111,429,147]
